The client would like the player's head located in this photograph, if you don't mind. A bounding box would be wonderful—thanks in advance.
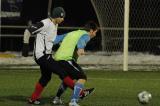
[50,7,66,24]
[84,21,99,38]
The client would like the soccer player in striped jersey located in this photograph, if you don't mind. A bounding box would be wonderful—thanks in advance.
[52,21,98,106]
[22,7,76,105]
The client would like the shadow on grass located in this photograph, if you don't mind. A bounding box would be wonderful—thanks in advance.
[0,95,68,106]
[0,95,27,102]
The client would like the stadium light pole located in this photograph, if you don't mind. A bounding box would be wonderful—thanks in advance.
[47,0,53,16]
[123,0,130,71]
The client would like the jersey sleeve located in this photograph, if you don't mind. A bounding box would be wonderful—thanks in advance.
[77,34,90,49]
[27,22,45,35]
[53,33,67,45]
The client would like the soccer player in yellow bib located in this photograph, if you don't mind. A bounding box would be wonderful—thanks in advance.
[52,21,98,106]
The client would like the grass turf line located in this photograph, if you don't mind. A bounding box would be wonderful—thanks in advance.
[0,70,160,106]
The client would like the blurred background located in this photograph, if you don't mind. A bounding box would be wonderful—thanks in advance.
[1,0,100,52]
[0,0,160,70]
[1,1,160,105]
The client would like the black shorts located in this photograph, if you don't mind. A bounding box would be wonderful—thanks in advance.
[57,60,87,80]
[35,54,68,80]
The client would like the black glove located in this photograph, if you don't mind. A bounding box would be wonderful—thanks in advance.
[22,43,29,57]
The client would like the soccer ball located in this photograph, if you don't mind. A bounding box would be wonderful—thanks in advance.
[138,91,152,104]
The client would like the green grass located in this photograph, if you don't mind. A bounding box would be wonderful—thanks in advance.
[0,69,160,106]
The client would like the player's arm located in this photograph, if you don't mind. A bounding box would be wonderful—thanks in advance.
[53,33,67,45]
[22,22,44,57]
[23,22,44,43]
[77,34,90,56]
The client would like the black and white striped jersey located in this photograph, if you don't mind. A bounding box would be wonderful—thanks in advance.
[27,18,58,59]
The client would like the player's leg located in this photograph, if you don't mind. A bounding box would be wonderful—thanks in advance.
[47,58,75,105]
[69,79,85,106]
[52,60,74,104]
[55,82,68,98]
[48,58,75,90]
[52,60,83,99]
[64,60,87,106]
[51,60,94,105]
[52,82,68,104]
[52,81,94,105]
[70,60,95,99]
[55,60,94,99]
[29,56,52,104]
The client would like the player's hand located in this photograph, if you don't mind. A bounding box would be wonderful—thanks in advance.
[23,29,31,44]
[22,43,29,57]
[77,49,85,56]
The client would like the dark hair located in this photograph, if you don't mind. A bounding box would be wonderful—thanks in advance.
[84,21,98,31]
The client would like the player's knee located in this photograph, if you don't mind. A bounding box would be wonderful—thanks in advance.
[77,79,86,84]
[77,74,87,83]
[80,74,87,81]
[56,70,69,80]
[59,74,68,80]
[39,76,51,87]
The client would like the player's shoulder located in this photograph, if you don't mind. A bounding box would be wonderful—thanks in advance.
[41,18,51,26]
[81,34,90,40]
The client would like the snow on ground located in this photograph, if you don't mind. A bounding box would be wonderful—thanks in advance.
[0,51,160,70]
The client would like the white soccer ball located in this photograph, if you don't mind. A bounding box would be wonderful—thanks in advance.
[138,91,152,104]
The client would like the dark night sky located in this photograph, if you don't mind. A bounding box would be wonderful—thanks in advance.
[21,0,98,26]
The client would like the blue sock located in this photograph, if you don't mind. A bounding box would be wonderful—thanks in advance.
[71,83,84,102]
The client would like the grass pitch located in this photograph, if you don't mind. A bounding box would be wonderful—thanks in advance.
[0,69,160,106]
